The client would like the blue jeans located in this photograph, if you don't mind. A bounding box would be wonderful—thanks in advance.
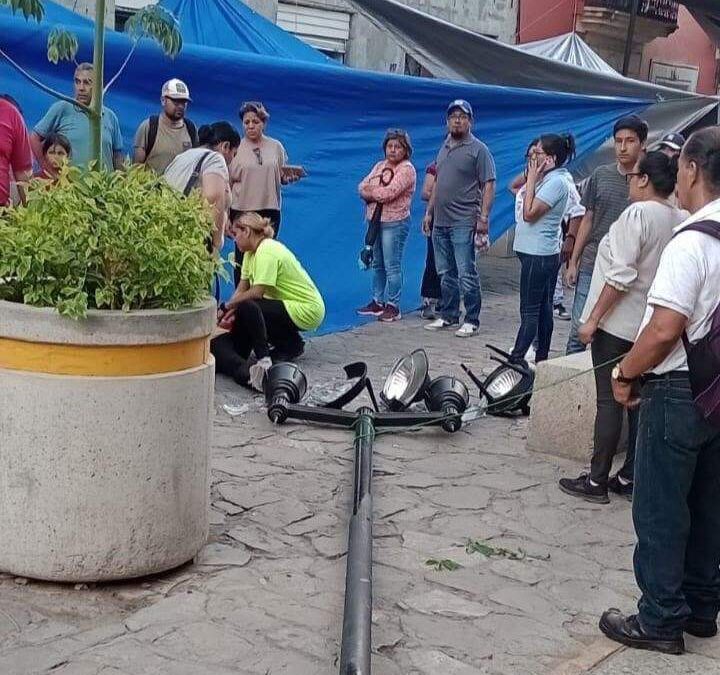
[633,374,720,637]
[566,267,593,355]
[511,252,560,362]
[371,218,409,307]
[432,225,481,326]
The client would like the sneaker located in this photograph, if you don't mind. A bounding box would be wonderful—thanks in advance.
[378,304,401,322]
[558,473,610,504]
[608,474,633,501]
[357,300,385,316]
[455,322,479,338]
[554,304,571,321]
[525,344,536,364]
[421,300,437,320]
[248,356,272,393]
[424,318,458,332]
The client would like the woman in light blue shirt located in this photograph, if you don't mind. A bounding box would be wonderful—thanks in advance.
[510,133,575,363]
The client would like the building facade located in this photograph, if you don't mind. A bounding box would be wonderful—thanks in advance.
[60,0,718,95]
[519,0,719,95]
[263,0,518,71]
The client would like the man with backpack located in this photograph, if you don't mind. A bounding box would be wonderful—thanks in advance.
[598,127,720,656]
[133,79,197,174]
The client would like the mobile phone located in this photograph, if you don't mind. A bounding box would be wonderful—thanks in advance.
[282,165,307,179]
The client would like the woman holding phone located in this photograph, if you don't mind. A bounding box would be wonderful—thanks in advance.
[509,133,575,364]
[229,101,305,283]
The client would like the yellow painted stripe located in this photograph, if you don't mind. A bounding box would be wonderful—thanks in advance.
[0,336,210,376]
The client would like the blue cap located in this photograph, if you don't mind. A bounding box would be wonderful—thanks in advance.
[657,132,686,151]
[447,99,473,118]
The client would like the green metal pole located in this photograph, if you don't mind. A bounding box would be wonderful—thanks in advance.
[90,0,106,168]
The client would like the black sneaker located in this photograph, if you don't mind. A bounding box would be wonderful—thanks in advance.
[558,473,609,504]
[554,303,571,321]
[608,474,633,501]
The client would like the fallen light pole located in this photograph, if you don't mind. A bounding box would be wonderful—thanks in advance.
[264,350,469,674]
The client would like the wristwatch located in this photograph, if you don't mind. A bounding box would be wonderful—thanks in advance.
[611,364,635,384]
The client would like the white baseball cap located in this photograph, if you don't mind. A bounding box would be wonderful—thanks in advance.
[161,78,191,101]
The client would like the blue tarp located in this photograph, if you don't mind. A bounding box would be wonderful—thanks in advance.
[158,0,332,64]
[0,4,648,333]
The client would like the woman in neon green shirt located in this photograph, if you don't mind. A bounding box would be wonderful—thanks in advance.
[213,211,325,389]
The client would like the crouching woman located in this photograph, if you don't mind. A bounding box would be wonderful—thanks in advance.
[212,211,325,389]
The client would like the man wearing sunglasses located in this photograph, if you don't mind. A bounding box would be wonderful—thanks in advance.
[424,99,496,338]
[133,79,198,174]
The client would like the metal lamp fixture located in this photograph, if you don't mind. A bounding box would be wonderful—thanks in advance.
[380,348,430,411]
[425,376,470,433]
[462,344,535,417]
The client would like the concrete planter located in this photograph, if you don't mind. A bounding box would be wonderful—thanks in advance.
[0,299,216,582]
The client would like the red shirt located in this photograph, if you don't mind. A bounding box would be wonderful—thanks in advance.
[0,99,33,206]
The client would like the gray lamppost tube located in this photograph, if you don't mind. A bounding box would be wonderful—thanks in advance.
[339,408,375,675]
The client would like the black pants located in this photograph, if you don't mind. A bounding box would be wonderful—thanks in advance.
[211,332,251,385]
[421,235,441,300]
[589,329,638,484]
[232,298,303,360]
[510,252,560,362]
[234,209,281,286]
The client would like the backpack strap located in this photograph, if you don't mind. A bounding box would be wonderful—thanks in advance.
[677,220,720,351]
[183,151,212,197]
[185,118,198,148]
[146,115,159,157]
[677,219,720,241]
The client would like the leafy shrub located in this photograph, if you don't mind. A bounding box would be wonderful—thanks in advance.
[0,165,221,319]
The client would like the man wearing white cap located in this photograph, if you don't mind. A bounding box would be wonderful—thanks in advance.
[133,78,198,174]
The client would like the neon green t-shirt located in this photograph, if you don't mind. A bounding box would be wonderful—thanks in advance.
[241,239,325,331]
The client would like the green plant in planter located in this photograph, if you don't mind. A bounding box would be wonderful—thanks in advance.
[0,165,221,319]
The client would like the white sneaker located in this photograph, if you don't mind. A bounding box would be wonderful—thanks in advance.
[525,345,536,363]
[424,318,457,331]
[249,356,272,393]
[455,322,478,338]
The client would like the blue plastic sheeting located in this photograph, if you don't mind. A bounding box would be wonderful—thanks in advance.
[158,0,333,64]
[0,8,647,333]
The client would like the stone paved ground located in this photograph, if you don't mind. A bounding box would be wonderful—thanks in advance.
[1,257,719,674]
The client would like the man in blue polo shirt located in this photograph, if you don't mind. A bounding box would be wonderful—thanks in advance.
[423,99,496,338]
[31,63,124,171]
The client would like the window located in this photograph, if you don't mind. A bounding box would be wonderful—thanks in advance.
[649,60,699,93]
[277,3,351,62]
[115,0,157,32]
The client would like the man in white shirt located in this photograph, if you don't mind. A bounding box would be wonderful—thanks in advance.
[598,127,720,656]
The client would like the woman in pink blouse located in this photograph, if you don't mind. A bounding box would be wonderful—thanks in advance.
[356,130,417,322]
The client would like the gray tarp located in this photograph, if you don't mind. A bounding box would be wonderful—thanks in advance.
[348,0,718,175]
[516,32,620,77]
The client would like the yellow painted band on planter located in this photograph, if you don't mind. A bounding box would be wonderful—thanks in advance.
[0,336,210,376]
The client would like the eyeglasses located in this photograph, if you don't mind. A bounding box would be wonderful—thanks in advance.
[625,171,642,182]
[448,113,470,121]
[253,147,263,166]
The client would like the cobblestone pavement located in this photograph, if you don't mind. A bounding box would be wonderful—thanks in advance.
[1,258,719,674]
